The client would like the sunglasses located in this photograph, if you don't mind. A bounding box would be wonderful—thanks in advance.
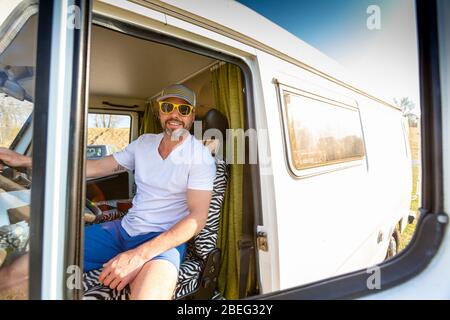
[158,101,194,116]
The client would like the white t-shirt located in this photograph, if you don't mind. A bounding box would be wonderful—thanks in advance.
[113,133,216,236]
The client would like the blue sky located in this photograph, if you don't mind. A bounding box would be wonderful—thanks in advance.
[237,0,420,112]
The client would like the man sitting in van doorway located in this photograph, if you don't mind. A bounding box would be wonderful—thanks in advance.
[0,84,216,300]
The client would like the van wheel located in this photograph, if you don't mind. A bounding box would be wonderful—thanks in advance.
[386,229,401,259]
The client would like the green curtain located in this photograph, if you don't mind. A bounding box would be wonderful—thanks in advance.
[212,63,245,300]
[139,100,162,135]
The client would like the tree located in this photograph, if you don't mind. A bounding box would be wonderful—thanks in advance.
[394,97,419,127]
[394,97,415,115]
[94,114,119,128]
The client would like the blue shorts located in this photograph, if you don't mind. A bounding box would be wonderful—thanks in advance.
[84,220,186,273]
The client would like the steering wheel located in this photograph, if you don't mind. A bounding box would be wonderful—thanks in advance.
[85,199,103,216]
[0,165,30,192]
[84,198,105,224]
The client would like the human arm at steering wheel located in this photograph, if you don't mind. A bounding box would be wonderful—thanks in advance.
[0,147,32,171]
[1,147,125,179]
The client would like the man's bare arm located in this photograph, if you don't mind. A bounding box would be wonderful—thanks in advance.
[0,147,31,170]
[134,189,212,260]
[0,147,125,178]
[86,155,126,178]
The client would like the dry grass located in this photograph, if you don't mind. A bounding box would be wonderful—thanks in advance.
[87,128,130,151]
[399,125,420,253]
[408,126,420,212]
[0,283,28,300]
[0,127,20,148]
[409,127,420,161]
[399,219,418,252]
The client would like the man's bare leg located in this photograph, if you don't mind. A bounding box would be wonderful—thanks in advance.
[0,253,29,299]
[129,259,178,300]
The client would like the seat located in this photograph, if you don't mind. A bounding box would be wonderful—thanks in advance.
[83,108,229,300]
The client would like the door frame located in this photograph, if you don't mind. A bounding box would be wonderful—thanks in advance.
[29,0,91,300]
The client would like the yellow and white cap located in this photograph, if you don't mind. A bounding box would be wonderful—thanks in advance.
[157,84,196,107]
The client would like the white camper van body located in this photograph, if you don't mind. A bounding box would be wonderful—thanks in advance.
[93,0,411,293]
[1,0,448,300]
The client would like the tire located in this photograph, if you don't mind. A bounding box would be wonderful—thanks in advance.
[385,228,401,260]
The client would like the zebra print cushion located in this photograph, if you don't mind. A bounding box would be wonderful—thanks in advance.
[174,258,203,298]
[192,159,227,260]
[84,199,132,225]
[83,256,203,300]
[83,158,228,300]
[83,269,129,300]
[0,221,29,268]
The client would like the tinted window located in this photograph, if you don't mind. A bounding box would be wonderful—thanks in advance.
[0,3,38,300]
[0,94,33,148]
[87,113,131,155]
[283,90,365,171]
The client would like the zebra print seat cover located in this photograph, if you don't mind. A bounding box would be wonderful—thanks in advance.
[83,158,228,299]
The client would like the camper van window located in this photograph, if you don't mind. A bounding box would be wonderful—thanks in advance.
[87,113,131,156]
[283,90,365,171]
[0,94,33,148]
[0,2,38,300]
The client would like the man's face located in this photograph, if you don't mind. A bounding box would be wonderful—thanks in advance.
[158,97,195,135]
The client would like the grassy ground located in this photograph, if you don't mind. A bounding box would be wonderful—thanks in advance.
[0,284,27,300]
[399,219,417,252]
[398,126,420,253]
[87,127,130,151]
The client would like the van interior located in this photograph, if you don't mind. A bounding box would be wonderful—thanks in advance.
[87,23,259,300]
[0,13,258,300]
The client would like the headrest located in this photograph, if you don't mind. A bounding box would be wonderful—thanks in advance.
[191,108,228,158]
[203,108,228,138]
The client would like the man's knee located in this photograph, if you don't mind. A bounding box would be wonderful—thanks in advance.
[130,259,178,300]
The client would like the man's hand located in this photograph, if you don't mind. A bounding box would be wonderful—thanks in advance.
[0,147,31,171]
[98,248,150,291]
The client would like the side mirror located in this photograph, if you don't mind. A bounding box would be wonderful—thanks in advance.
[1,78,26,101]
[0,66,34,101]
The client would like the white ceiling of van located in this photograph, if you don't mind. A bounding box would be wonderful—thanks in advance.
[89,25,216,99]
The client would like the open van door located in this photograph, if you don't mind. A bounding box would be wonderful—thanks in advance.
[30,0,91,300]
[0,0,91,299]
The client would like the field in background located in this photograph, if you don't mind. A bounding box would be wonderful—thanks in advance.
[399,126,420,252]
[0,127,20,148]
[87,128,130,151]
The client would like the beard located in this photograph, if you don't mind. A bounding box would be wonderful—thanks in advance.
[163,118,192,141]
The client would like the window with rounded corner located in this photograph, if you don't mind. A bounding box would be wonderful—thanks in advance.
[0,0,38,300]
[282,89,366,176]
